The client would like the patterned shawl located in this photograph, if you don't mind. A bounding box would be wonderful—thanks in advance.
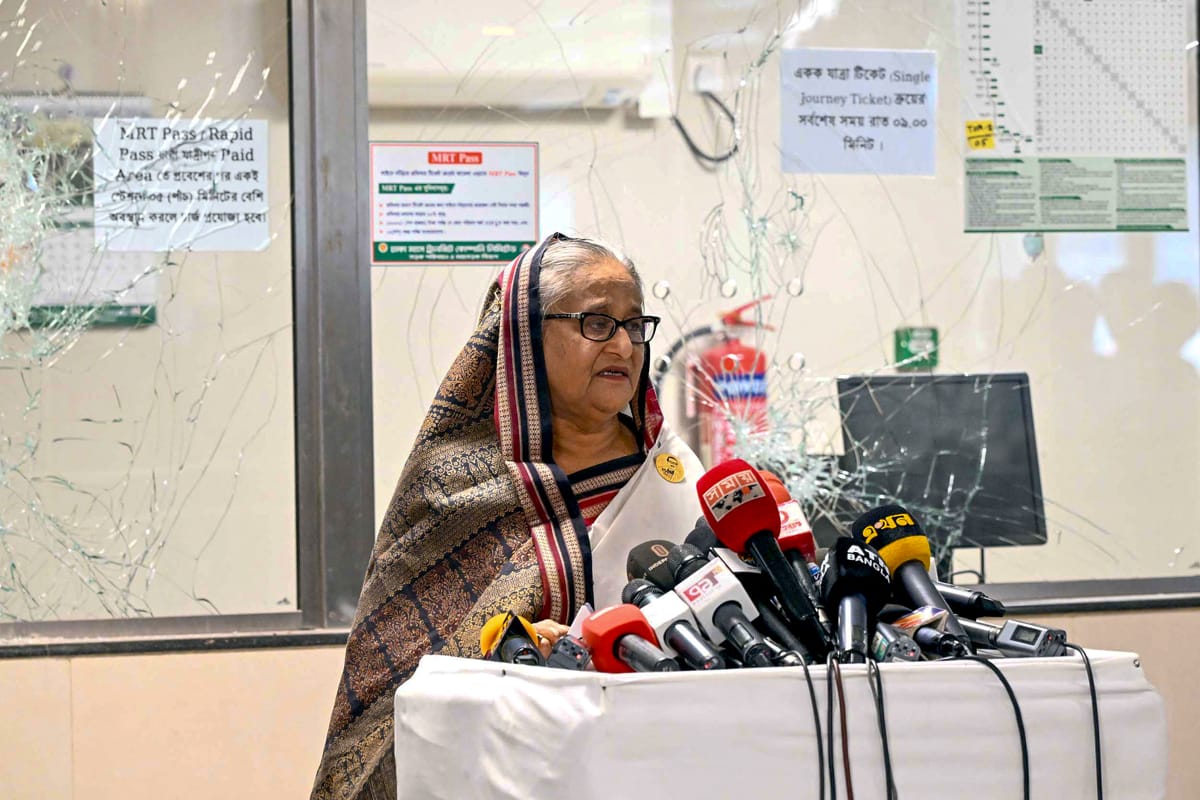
[311,233,664,800]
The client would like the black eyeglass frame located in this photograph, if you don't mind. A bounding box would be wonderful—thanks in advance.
[543,312,662,344]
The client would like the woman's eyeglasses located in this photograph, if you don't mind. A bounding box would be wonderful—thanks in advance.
[544,312,661,344]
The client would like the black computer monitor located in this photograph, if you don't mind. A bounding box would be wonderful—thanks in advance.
[836,373,1047,552]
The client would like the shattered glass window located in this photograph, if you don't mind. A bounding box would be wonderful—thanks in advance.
[368,0,1199,588]
[0,0,296,623]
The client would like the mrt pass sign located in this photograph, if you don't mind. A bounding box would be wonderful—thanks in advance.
[369,141,538,265]
[701,469,766,522]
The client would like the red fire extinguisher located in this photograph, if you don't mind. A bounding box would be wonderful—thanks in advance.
[689,296,773,468]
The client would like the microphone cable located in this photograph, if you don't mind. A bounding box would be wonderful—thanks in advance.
[800,650,828,800]
[1065,644,1103,800]
[952,654,1030,800]
[825,653,855,800]
[759,602,826,800]
[865,659,898,800]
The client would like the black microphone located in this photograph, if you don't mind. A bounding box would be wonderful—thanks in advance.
[878,605,969,658]
[934,581,1007,619]
[622,578,726,670]
[626,540,678,590]
[696,460,833,659]
[850,505,971,648]
[668,543,774,668]
[959,617,1067,657]
[818,538,892,663]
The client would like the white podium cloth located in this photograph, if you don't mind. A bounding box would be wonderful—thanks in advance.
[394,651,1166,799]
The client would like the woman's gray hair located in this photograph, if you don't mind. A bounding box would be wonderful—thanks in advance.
[538,235,643,315]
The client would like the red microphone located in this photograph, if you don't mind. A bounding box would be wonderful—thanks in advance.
[760,471,817,563]
[580,604,680,673]
[697,460,833,658]
[759,470,827,631]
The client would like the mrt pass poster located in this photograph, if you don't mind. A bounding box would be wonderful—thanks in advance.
[370,142,538,265]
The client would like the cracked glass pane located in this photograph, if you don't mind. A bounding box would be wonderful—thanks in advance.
[0,0,296,623]
[368,0,1199,587]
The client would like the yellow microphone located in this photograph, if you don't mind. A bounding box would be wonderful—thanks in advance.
[480,611,544,666]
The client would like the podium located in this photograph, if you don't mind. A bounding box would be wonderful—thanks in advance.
[394,650,1166,799]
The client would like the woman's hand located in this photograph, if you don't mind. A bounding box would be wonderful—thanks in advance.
[531,619,570,658]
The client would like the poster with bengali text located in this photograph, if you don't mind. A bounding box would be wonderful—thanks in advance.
[780,48,937,176]
[371,142,538,265]
[93,118,269,251]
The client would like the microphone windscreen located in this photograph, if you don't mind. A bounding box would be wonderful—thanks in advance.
[621,578,658,606]
[684,519,720,552]
[759,470,790,504]
[479,611,539,658]
[626,540,677,590]
[580,604,659,674]
[666,542,706,583]
[818,537,892,619]
[696,459,780,552]
[850,504,932,573]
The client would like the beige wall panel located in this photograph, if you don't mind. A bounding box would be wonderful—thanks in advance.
[1028,609,1198,800]
[0,613,1193,799]
[0,657,73,800]
[68,646,344,800]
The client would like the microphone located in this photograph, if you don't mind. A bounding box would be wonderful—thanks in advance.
[850,505,971,648]
[683,523,812,660]
[959,617,1067,658]
[580,604,680,673]
[626,540,679,590]
[872,622,921,662]
[667,543,774,668]
[879,605,969,658]
[545,635,592,670]
[817,538,892,663]
[759,470,831,631]
[480,612,545,667]
[933,581,1007,619]
[696,459,833,659]
[623,578,727,670]
[759,470,818,562]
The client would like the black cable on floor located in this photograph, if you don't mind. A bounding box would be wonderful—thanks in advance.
[1066,644,1103,800]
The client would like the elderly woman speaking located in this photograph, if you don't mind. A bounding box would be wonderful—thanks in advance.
[311,233,704,799]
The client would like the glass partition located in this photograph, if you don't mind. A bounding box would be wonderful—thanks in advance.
[367,0,1199,596]
[0,0,296,623]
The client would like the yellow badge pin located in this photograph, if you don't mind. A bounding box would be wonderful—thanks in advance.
[655,453,685,483]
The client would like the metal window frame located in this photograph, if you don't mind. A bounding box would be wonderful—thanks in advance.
[0,0,373,649]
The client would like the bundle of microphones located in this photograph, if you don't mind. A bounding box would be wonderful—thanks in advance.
[481,458,1068,673]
